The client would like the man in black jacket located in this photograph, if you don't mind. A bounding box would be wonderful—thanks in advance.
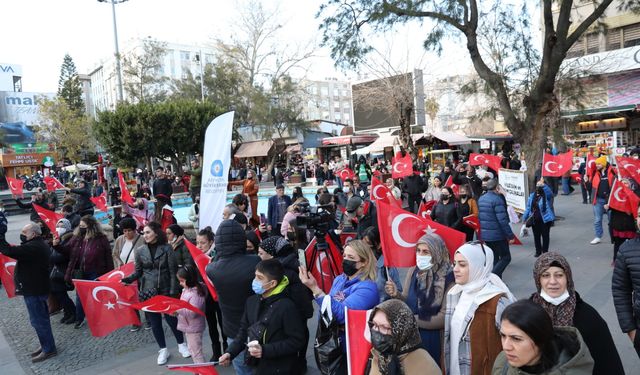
[67,180,94,216]
[402,165,427,214]
[152,166,173,203]
[0,222,57,362]
[219,259,304,375]
[16,191,52,222]
[206,220,260,375]
[452,163,483,199]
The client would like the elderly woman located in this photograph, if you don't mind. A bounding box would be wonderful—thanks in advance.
[366,299,441,375]
[530,252,623,374]
[445,242,516,375]
[384,233,453,366]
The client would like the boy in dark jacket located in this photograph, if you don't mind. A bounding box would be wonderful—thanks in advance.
[219,259,305,375]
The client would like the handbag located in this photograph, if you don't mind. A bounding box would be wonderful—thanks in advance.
[524,215,534,228]
[314,316,344,375]
[138,250,164,302]
[72,241,87,280]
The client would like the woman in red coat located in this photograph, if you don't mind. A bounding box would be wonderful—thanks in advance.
[229,169,259,226]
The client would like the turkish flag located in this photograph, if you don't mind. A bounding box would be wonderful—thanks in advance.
[391,153,413,179]
[33,204,64,236]
[185,239,218,301]
[43,176,65,192]
[90,192,109,213]
[6,177,24,198]
[570,173,582,183]
[417,200,437,220]
[346,308,373,375]
[609,179,640,216]
[97,262,135,282]
[117,170,135,205]
[0,254,17,298]
[462,215,480,232]
[160,205,175,232]
[128,295,205,316]
[304,234,344,294]
[73,279,140,337]
[167,363,219,375]
[512,235,523,246]
[339,232,357,246]
[469,153,502,172]
[616,157,640,185]
[542,151,573,177]
[444,175,459,196]
[370,177,402,208]
[337,168,355,181]
[377,200,465,266]
[586,154,596,177]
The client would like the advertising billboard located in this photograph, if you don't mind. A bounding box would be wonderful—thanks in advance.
[0,91,55,146]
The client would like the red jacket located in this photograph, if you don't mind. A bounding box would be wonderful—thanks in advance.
[590,165,616,204]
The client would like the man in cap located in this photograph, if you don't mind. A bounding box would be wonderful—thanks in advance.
[587,155,615,245]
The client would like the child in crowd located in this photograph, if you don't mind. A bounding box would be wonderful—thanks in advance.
[176,266,207,364]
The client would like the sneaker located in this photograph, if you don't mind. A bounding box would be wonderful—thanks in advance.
[157,348,170,365]
[590,237,601,245]
[129,325,141,332]
[144,321,152,330]
[178,343,191,358]
[74,320,85,329]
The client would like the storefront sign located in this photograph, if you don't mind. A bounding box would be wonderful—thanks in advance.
[480,140,491,149]
[0,152,55,167]
[498,169,528,212]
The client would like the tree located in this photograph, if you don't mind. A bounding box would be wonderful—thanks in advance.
[57,54,84,113]
[122,39,169,103]
[38,96,94,164]
[318,0,629,184]
[424,96,439,133]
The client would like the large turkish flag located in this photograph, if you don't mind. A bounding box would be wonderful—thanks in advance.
[0,254,17,298]
[391,153,413,179]
[185,239,218,301]
[73,279,140,337]
[129,295,205,316]
[43,176,65,192]
[609,179,640,216]
[33,204,64,236]
[370,177,401,208]
[346,308,373,375]
[469,153,502,172]
[616,156,640,185]
[117,170,135,205]
[542,151,573,177]
[6,177,24,198]
[97,262,136,282]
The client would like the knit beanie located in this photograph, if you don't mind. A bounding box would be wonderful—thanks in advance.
[595,156,607,166]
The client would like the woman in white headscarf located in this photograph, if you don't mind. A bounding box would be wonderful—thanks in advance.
[444,242,516,375]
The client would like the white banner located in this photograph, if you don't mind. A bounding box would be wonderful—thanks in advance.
[200,111,234,232]
[498,168,528,212]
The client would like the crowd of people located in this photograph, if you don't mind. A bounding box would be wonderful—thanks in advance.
[1,147,640,375]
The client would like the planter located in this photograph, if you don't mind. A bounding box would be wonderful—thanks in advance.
[289,174,302,184]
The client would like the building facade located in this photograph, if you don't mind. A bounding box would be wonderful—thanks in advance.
[299,78,354,126]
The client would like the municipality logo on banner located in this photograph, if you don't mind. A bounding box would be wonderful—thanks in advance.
[200,112,234,232]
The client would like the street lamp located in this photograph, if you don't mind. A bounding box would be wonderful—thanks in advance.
[98,0,127,105]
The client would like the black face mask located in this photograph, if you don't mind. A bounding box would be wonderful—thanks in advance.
[342,259,359,277]
[536,187,544,195]
[459,194,467,199]
[370,329,394,355]
[79,228,87,237]
[482,186,488,191]
[19,234,28,244]
[441,195,450,201]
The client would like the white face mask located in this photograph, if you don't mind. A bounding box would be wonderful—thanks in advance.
[344,187,351,193]
[540,290,570,306]
[56,227,67,236]
[416,255,433,271]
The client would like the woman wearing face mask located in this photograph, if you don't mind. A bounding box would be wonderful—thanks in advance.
[445,242,516,375]
[492,299,594,375]
[50,219,77,325]
[522,179,555,257]
[530,253,623,374]
[299,239,379,369]
[366,299,441,375]
[430,186,460,228]
[423,176,443,203]
[384,233,453,366]
[121,222,190,365]
[59,215,114,329]
[166,224,193,268]
[456,185,478,241]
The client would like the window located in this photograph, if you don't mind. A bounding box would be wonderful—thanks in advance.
[606,28,622,51]
[310,85,318,95]
[320,86,329,96]
[343,101,351,109]
[344,113,350,121]
[566,37,585,59]
[586,33,599,54]
[623,23,640,48]
[180,51,190,60]
[334,113,342,120]
[333,88,340,97]
[321,98,329,108]
[341,89,349,96]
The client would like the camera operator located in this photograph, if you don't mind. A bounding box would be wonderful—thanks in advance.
[342,196,378,239]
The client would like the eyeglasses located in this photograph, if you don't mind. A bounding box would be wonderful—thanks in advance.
[367,321,392,335]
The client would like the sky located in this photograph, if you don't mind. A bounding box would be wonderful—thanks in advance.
[1,0,496,94]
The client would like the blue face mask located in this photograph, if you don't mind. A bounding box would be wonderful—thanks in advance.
[252,279,267,295]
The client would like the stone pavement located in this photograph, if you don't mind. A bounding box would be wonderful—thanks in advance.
[0,192,638,374]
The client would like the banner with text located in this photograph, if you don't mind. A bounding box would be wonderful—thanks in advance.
[199,112,234,232]
[498,168,528,212]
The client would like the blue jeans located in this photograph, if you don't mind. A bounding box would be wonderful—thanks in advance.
[24,295,56,354]
[487,240,511,278]
[75,271,99,322]
[561,177,573,195]
[593,197,609,238]
[227,337,255,375]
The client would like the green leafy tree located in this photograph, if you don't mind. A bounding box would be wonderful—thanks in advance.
[38,96,94,164]
[57,54,85,113]
[122,39,169,103]
[318,0,632,183]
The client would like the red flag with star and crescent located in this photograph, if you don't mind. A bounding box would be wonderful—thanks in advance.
[304,234,344,294]
[377,200,466,266]
[185,239,218,301]
[417,200,437,220]
[346,308,373,375]
[97,262,136,282]
[43,176,65,192]
[337,168,355,181]
[33,204,64,235]
[444,175,459,196]
[73,279,140,337]
[469,153,502,172]
[117,170,135,205]
[0,254,17,298]
[167,363,219,375]
[586,154,596,177]
[370,177,402,208]
[391,153,413,179]
[90,192,109,213]
[6,177,24,198]
[616,156,640,185]
[609,179,640,216]
[128,295,205,316]
[542,151,573,177]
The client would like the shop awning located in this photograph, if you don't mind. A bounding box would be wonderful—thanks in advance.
[321,134,378,146]
[284,144,301,154]
[432,132,472,146]
[561,104,636,119]
[234,140,274,158]
[367,134,398,152]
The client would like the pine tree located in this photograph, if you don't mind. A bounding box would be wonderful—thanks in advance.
[57,54,85,113]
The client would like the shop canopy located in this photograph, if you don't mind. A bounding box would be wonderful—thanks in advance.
[321,134,378,146]
[62,164,95,172]
[367,134,398,152]
[234,140,274,158]
[431,132,472,146]
[284,144,301,154]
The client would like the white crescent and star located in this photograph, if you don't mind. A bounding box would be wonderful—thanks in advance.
[92,286,120,310]
[372,184,385,200]
[4,261,16,275]
[544,161,558,174]
[37,212,51,223]
[141,303,172,313]
[613,186,627,203]
[391,214,423,247]
[393,162,405,174]
[106,271,125,280]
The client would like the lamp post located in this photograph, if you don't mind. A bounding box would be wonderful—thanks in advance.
[194,51,205,102]
[98,0,127,104]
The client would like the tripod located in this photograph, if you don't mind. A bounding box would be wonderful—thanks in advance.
[306,229,343,293]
